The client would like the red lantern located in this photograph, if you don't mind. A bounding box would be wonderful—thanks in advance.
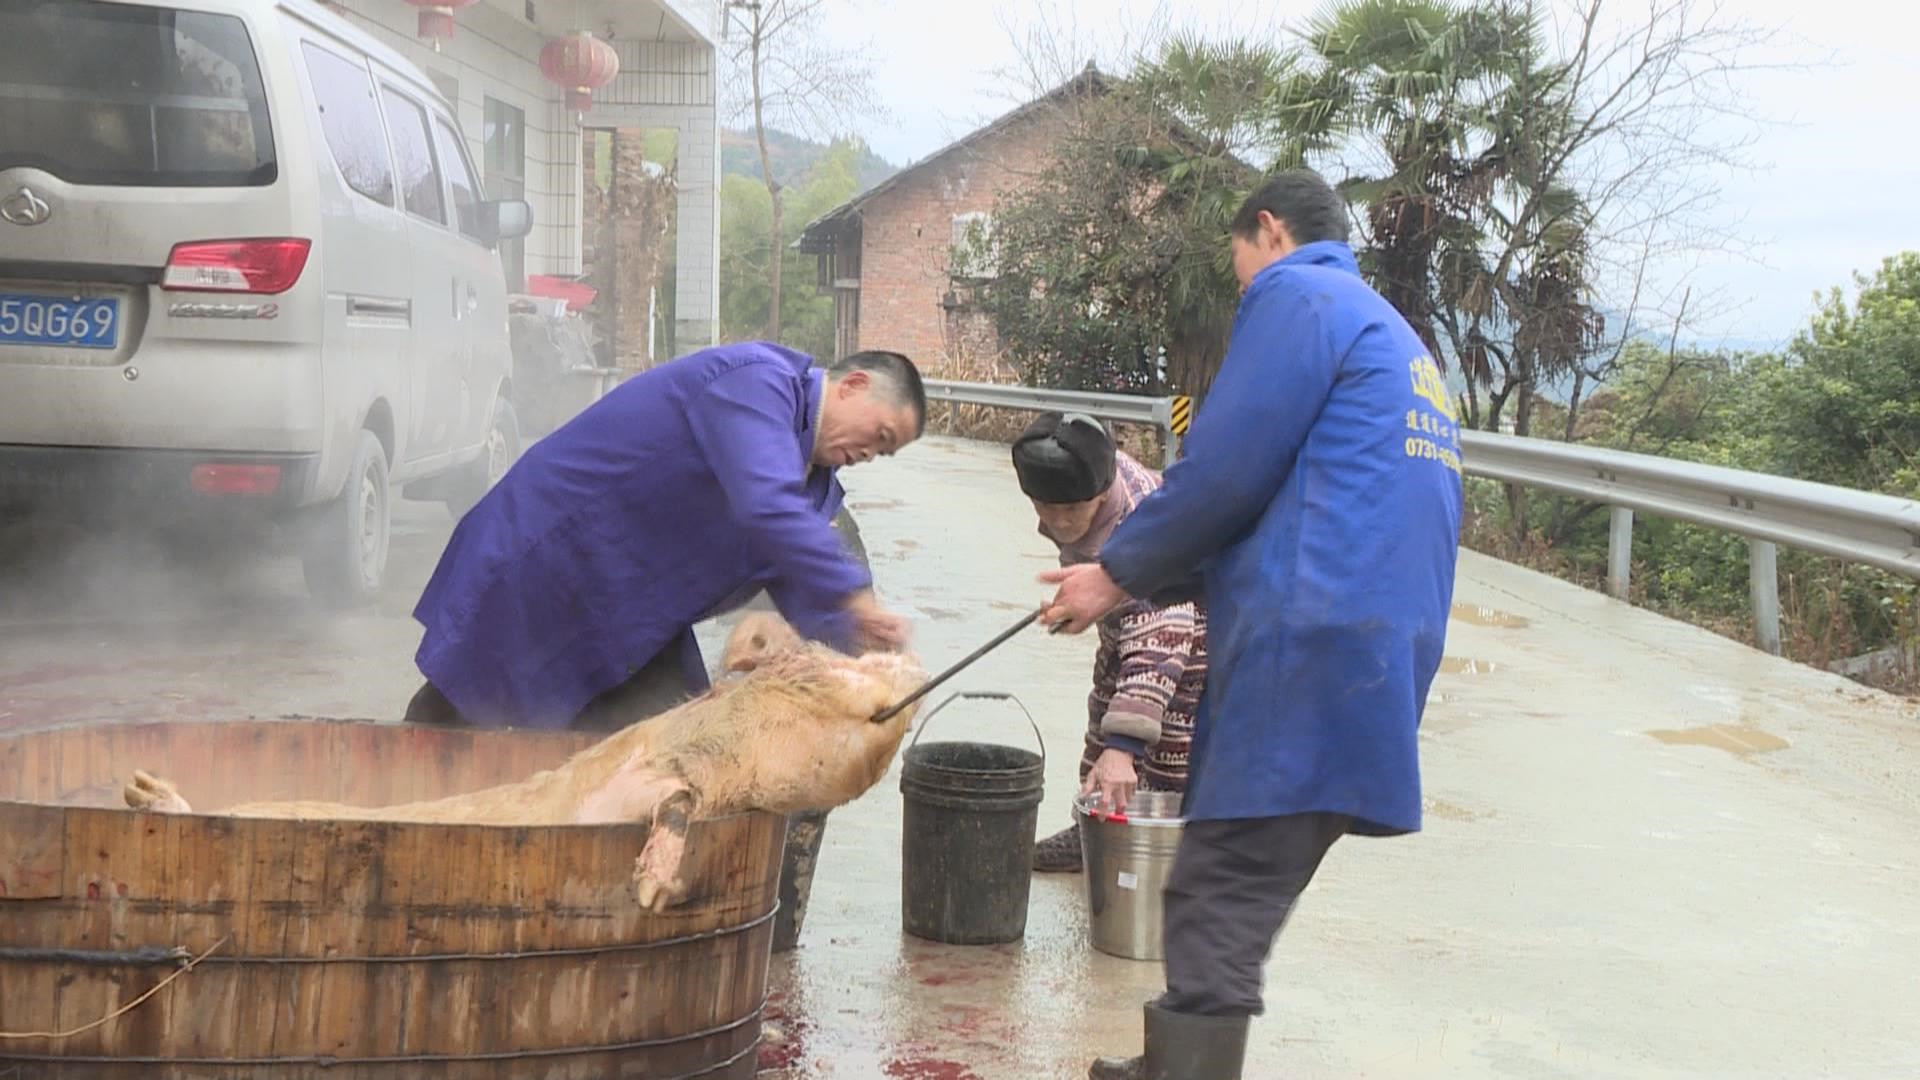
[540,31,620,114]
[405,0,478,42]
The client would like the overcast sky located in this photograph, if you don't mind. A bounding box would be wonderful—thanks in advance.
[804,0,1920,350]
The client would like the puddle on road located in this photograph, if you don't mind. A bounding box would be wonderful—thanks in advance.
[895,538,922,552]
[1450,603,1530,628]
[1645,723,1790,757]
[848,498,905,512]
[1437,657,1500,675]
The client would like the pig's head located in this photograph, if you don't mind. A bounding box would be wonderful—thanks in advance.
[721,642,930,809]
[719,612,806,675]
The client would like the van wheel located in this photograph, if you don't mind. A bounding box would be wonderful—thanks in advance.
[445,396,520,520]
[302,429,391,608]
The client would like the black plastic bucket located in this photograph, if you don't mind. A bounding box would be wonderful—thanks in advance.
[899,692,1046,945]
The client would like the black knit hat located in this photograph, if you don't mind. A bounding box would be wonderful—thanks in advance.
[1011,411,1116,504]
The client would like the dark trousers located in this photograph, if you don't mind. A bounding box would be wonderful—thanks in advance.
[403,642,692,733]
[1160,812,1352,1017]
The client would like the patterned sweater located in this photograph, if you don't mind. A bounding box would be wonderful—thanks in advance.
[1048,453,1208,792]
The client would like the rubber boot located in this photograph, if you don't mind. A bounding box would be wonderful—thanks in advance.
[1032,823,1083,872]
[1088,1001,1251,1080]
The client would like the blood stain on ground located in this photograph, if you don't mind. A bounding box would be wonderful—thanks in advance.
[882,1058,981,1080]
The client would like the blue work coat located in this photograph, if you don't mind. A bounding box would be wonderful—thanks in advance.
[1099,242,1464,835]
[412,342,870,728]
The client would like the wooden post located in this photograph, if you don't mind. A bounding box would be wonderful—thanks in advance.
[1749,539,1782,655]
[1607,506,1633,600]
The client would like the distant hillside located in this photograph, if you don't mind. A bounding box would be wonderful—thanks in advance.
[721,127,897,193]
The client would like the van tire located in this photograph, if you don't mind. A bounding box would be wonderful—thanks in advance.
[444,395,520,520]
[302,429,391,608]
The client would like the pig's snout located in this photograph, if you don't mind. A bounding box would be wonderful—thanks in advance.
[853,651,929,720]
[861,650,927,696]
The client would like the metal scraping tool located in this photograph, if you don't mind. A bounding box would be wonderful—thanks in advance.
[870,606,1065,724]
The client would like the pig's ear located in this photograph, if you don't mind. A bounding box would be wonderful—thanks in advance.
[720,612,800,673]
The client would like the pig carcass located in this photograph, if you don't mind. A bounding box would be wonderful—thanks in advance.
[123,629,925,911]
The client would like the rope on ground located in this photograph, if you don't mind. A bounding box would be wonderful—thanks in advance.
[0,934,229,1041]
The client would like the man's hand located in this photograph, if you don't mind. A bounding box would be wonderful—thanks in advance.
[845,590,912,652]
[1039,563,1128,634]
[1081,747,1139,815]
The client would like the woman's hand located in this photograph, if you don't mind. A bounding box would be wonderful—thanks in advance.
[1081,747,1139,815]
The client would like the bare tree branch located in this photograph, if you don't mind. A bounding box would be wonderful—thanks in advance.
[719,0,885,339]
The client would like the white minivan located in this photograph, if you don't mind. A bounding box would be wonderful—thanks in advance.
[0,0,531,605]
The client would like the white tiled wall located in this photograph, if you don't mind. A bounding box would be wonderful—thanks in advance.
[326,1,573,275]
[317,1,718,345]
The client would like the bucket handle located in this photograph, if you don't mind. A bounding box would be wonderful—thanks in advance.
[906,690,1047,772]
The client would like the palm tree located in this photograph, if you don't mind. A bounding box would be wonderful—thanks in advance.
[1123,37,1347,397]
[1288,0,1538,364]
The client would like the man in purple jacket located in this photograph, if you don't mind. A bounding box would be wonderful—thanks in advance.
[402,343,923,732]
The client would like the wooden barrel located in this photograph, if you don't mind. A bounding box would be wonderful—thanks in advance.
[0,717,784,1079]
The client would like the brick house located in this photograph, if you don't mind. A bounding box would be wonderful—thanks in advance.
[794,67,1111,368]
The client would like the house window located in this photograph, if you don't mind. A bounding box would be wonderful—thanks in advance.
[949,211,998,280]
[426,70,458,110]
[483,95,526,289]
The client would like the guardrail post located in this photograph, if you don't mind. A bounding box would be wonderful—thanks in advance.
[1748,539,1782,655]
[1151,397,1179,469]
[1607,506,1633,600]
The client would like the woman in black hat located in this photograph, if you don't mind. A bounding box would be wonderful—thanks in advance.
[1010,412,1209,873]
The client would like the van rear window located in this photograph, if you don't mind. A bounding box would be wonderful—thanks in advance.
[0,0,275,187]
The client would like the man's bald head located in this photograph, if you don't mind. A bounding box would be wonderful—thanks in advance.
[814,350,928,468]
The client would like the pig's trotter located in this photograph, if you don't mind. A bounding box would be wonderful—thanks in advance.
[634,787,697,912]
[124,769,194,814]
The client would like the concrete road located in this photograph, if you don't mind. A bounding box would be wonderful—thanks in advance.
[3,435,1918,1079]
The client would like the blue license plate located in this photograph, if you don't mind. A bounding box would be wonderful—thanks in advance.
[0,293,120,350]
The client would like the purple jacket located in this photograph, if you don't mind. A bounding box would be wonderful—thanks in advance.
[412,342,871,728]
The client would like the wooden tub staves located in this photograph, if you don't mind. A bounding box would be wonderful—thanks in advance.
[0,717,785,1079]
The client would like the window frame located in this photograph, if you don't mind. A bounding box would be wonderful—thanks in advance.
[0,2,279,188]
[377,81,449,228]
[431,113,487,247]
[297,38,396,208]
[482,95,527,288]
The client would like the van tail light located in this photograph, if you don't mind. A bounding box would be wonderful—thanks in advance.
[162,239,312,295]
[191,463,282,496]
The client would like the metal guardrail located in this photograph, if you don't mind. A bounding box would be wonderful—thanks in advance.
[920,378,1920,656]
[922,380,1181,465]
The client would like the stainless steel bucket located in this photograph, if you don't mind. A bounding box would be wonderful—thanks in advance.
[1075,789,1185,960]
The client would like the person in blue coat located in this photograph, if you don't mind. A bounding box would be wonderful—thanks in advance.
[402,343,924,732]
[1043,171,1465,1080]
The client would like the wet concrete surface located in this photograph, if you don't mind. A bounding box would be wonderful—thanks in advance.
[4,434,1920,1078]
